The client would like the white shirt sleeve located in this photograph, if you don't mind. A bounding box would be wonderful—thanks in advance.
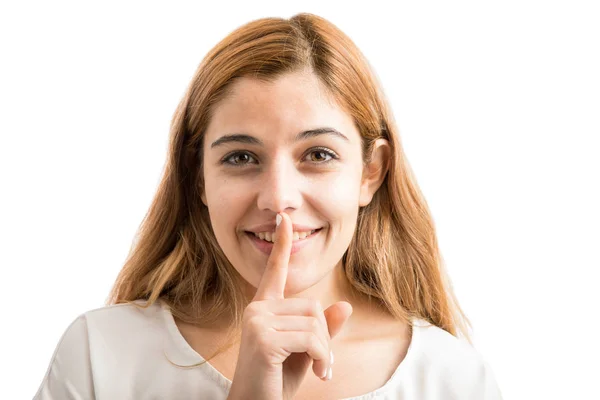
[480,359,504,400]
[461,356,504,400]
[33,315,96,400]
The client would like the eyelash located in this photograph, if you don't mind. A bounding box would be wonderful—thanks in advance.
[220,147,339,167]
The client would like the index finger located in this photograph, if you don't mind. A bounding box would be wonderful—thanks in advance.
[253,212,292,301]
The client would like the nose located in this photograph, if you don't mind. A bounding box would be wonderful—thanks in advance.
[256,155,303,213]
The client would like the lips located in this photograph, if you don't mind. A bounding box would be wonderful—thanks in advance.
[245,228,322,243]
[245,228,323,255]
[245,223,323,234]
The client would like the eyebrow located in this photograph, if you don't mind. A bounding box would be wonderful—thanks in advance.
[210,127,349,149]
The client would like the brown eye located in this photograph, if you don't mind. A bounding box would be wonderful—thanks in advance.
[310,151,331,162]
[306,147,338,164]
[232,153,251,164]
[221,151,257,166]
[221,148,338,168]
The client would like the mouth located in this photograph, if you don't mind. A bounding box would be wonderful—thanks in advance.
[244,228,323,255]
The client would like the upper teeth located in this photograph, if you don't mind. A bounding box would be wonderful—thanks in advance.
[253,230,316,243]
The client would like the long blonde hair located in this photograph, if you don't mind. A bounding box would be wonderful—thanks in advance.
[108,12,473,365]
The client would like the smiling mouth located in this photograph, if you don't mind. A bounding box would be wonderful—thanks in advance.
[244,228,323,243]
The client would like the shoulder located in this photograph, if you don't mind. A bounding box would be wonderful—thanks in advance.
[42,299,166,363]
[408,319,503,399]
[412,319,479,364]
[34,300,167,399]
[53,300,166,347]
[76,299,166,356]
[81,299,164,332]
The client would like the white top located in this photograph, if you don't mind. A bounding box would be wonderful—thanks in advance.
[34,300,503,399]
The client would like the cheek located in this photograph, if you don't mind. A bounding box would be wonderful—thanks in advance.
[306,170,362,259]
[311,169,362,217]
[203,176,252,243]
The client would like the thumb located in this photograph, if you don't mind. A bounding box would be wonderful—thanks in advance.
[323,301,353,339]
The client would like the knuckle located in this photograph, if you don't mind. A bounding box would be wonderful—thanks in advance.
[243,301,262,321]
[246,315,264,332]
[309,299,322,315]
[243,304,255,320]
[256,330,272,349]
[309,317,320,332]
[307,332,320,351]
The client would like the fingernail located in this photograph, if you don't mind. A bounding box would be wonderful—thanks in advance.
[276,214,282,227]
[330,350,334,365]
[327,366,332,380]
[321,368,328,379]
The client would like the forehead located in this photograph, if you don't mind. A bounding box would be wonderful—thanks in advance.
[204,70,359,143]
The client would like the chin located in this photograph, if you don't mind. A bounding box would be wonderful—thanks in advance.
[281,268,322,296]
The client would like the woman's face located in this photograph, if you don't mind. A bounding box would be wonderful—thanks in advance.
[201,69,383,296]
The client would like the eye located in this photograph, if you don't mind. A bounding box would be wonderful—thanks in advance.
[220,151,258,167]
[305,147,338,164]
[219,147,339,168]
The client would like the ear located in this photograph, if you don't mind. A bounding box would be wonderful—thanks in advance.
[359,139,391,207]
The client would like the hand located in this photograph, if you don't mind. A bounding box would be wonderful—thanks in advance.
[227,213,353,400]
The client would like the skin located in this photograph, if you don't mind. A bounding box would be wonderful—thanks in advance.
[200,68,390,317]
[183,68,404,398]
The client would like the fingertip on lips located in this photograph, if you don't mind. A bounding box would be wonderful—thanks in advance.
[244,228,324,256]
[244,227,323,237]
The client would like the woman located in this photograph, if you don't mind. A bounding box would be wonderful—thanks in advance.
[34,13,503,399]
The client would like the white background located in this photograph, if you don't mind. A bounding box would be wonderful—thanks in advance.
[1,1,598,399]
